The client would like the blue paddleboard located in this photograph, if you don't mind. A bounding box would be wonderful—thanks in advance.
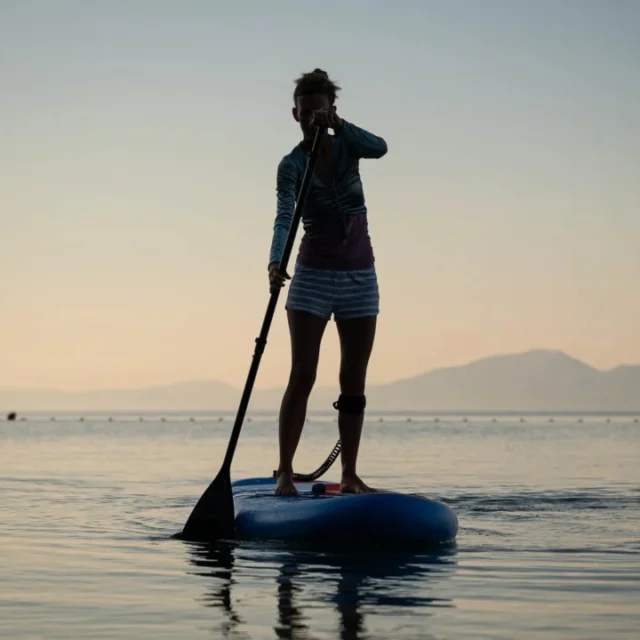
[232,477,458,546]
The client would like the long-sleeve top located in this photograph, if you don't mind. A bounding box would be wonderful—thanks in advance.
[269,120,388,271]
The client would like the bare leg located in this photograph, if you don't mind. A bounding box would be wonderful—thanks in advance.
[335,315,377,494]
[275,310,328,495]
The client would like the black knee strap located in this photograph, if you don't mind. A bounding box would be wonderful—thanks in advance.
[333,394,366,415]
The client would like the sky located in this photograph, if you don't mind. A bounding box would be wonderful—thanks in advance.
[1,0,639,391]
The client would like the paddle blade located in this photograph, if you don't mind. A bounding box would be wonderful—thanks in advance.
[180,467,235,542]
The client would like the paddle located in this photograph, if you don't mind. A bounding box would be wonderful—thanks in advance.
[181,125,327,542]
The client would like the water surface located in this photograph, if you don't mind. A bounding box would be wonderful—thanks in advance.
[1,413,639,639]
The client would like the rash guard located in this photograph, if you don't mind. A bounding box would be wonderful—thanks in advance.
[269,120,387,271]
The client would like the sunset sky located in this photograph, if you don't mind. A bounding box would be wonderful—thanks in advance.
[1,0,638,391]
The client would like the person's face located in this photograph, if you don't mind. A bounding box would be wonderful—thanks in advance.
[293,94,333,138]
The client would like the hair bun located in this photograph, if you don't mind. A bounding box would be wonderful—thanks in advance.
[293,69,340,104]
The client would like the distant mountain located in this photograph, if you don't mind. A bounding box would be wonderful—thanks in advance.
[1,350,638,413]
[361,349,640,411]
[0,380,239,413]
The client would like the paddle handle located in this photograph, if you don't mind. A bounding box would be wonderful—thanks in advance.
[221,126,327,471]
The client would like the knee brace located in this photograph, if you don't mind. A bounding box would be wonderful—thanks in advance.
[333,394,366,415]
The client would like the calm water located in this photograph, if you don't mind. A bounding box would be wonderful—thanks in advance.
[1,413,639,639]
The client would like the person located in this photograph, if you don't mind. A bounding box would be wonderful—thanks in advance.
[268,68,388,496]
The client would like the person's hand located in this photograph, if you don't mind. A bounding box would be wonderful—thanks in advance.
[311,107,343,132]
[268,262,290,293]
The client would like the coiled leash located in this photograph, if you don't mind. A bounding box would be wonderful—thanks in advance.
[272,394,366,482]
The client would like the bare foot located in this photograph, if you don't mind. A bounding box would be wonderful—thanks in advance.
[340,474,376,494]
[275,470,298,496]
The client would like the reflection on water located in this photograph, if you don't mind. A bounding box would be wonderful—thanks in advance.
[276,562,312,640]
[188,541,244,636]
[185,541,457,639]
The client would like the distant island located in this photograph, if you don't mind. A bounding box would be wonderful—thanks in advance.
[1,350,638,413]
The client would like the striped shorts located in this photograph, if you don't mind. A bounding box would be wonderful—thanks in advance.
[286,263,380,321]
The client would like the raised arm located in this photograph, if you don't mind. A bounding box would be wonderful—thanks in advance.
[338,120,388,159]
[269,157,298,266]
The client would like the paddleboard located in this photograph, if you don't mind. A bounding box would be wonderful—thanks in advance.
[232,477,458,546]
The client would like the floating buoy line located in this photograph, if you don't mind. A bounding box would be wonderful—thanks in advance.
[3,413,638,424]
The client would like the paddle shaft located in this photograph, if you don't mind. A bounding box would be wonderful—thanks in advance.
[180,125,327,541]
[220,125,327,473]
